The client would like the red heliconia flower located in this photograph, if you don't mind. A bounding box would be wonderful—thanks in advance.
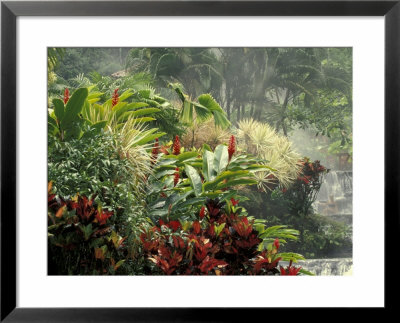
[199,206,206,219]
[172,135,181,155]
[273,238,280,250]
[228,135,236,161]
[111,88,119,108]
[151,138,160,164]
[95,209,113,226]
[63,88,70,104]
[173,167,180,187]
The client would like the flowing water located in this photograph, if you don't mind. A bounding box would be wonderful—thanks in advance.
[299,171,353,275]
[314,170,353,225]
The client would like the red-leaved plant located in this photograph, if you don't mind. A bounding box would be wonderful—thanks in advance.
[282,157,329,215]
[140,198,300,275]
[48,183,129,275]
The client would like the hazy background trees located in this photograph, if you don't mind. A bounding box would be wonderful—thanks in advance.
[52,47,352,170]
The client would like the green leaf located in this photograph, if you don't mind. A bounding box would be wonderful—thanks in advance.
[130,108,161,117]
[184,164,202,197]
[216,178,257,190]
[64,119,84,140]
[198,94,230,129]
[52,98,65,121]
[198,93,224,113]
[277,252,305,262]
[129,117,155,123]
[171,83,186,103]
[202,170,249,192]
[91,121,107,131]
[119,90,133,102]
[177,197,207,208]
[214,223,226,237]
[48,114,58,128]
[48,114,59,135]
[177,151,198,162]
[202,150,215,182]
[192,102,212,123]
[202,143,212,152]
[61,88,88,127]
[125,102,149,110]
[213,144,229,174]
[135,132,166,146]
[155,169,176,179]
[181,101,193,124]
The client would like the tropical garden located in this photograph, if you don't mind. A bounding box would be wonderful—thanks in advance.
[47,47,352,275]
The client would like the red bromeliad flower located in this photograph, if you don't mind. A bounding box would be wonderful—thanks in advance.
[230,198,239,206]
[172,135,181,155]
[111,88,119,108]
[63,88,70,104]
[173,167,180,187]
[228,135,236,161]
[95,209,113,226]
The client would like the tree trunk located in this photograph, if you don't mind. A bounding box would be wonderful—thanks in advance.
[249,104,254,118]
[280,89,290,137]
[237,103,241,124]
[226,87,231,121]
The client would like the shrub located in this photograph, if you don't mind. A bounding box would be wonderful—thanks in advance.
[48,131,140,212]
[236,118,301,190]
[140,198,304,275]
[281,157,329,216]
[181,119,231,150]
[48,185,148,275]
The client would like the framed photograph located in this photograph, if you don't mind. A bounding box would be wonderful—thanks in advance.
[1,0,398,320]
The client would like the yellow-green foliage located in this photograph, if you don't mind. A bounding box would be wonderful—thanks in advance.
[236,118,301,190]
[181,119,231,150]
[106,117,153,195]
[83,94,155,196]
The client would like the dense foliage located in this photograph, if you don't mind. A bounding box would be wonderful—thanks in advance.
[47,47,353,276]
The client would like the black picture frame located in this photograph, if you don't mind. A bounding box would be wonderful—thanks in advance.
[1,0,398,321]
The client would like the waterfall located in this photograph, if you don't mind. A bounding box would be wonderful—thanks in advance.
[314,171,353,224]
